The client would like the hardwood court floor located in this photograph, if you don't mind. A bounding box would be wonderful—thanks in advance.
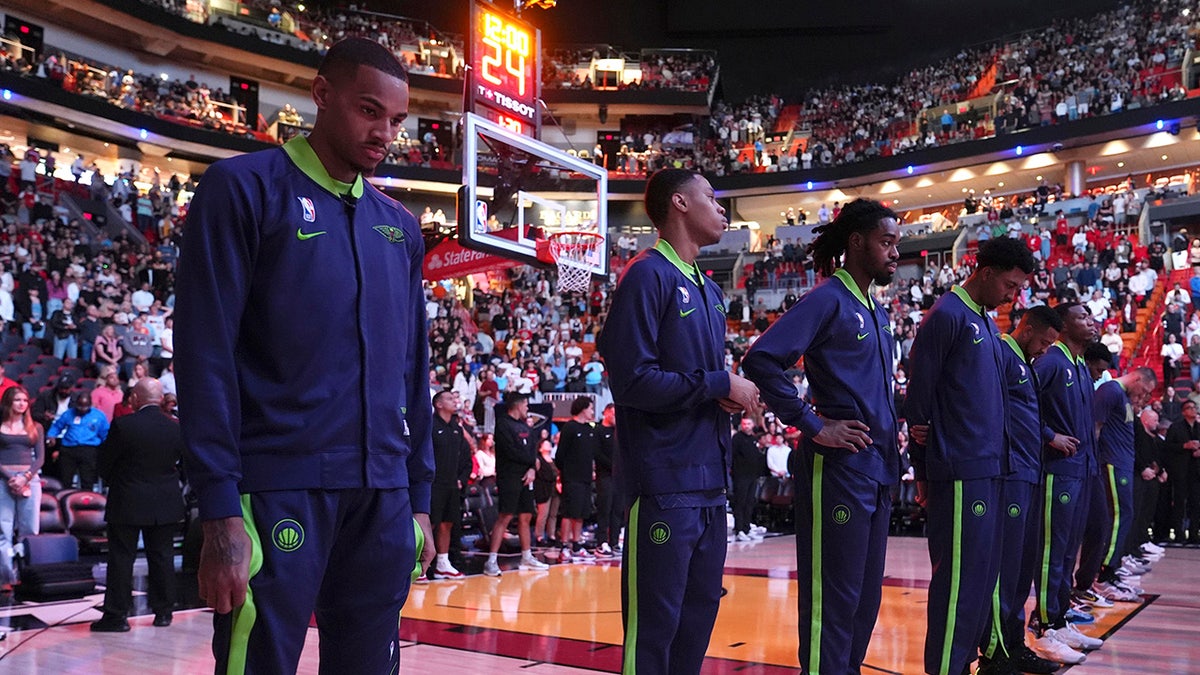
[0,536,1196,673]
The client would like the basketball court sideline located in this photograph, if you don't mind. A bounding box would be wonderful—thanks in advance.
[0,535,1196,673]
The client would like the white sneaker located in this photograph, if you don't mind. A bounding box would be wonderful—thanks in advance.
[735,531,753,542]
[519,555,550,571]
[1030,634,1087,665]
[1120,580,1145,594]
[750,524,767,535]
[1047,623,1103,651]
[1072,588,1114,608]
[1141,542,1165,556]
[435,561,464,579]
[1093,580,1139,602]
[560,547,573,563]
[483,560,502,577]
[595,542,614,558]
[1120,558,1151,575]
[1115,567,1142,583]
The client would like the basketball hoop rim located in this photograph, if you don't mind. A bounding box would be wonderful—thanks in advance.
[547,231,605,260]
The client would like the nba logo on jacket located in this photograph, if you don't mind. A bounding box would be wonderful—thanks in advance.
[298,197,317,222]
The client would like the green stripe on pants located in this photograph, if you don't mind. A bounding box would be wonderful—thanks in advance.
[809,454,824,675]
[1038,475,1054,625]
[938,481,963,675]
[623,497,641,675]
[226,494,265,675]
[984,576,1005,659]
[1102,465,1121,567]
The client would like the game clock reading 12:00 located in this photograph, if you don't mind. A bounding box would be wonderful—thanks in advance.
[470,0,540,135]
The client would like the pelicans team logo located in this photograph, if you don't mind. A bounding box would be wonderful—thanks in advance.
[1059,492,1071,504]
[971,323,984,345]
[678,286,690,304]
[271,518,305,552]
[373,225,406,244]
[832,504,851,525]
[298,196,316,222]
[649,522,671,545]
[1018,365,1029,385]
[971,500,987,517]
[1008,504,1022,518]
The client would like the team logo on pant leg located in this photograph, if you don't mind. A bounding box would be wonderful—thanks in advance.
[1059,492,1071,504]
[972,500,987,517]
[649,522,671,544]
[1119,476,1129,486]
[1008,504,1022,518]
[271,518,305,552]
[832,504,851,525]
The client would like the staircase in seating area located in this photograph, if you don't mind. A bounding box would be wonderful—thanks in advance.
[1130,267,1189,391]
[772,104,803,135]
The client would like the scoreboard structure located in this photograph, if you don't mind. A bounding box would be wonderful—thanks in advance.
[467,0,541,138]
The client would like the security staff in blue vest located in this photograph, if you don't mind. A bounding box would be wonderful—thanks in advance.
[600,168,761,675]
[906,237,1035,675]
[742,199,900,674]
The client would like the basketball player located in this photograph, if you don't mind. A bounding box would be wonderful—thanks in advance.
[742,199,900,674]
[974,306,1066,675]
[904,237,1035,675]
[1028,303,1104,663]
[599,168,760,674]
[175,38,435,673]
[1074,367,1157,600]
[556,396,600,562]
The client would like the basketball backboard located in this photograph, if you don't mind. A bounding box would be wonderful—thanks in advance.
[457,112,609,277]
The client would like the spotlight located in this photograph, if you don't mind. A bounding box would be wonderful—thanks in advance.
[1157,119,1165,130]
[139,129,149,140]
[806,181,813,190]
[906,165,914,175]
[1,90,10,101]
[1015,146,1023,156]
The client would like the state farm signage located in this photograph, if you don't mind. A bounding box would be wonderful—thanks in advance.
[424,237,518,281]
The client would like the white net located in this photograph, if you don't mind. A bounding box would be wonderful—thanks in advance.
[549,232,602,293]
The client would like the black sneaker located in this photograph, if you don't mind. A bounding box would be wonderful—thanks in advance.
[1013,645,1061,674]
[976,658,1018,675]
[153,612,173,627]
[90,614,130,632]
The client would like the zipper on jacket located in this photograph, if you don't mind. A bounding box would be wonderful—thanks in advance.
[342,193,369,484]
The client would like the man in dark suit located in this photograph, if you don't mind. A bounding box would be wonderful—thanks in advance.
[91,378,185,632]
[731,417,766,541]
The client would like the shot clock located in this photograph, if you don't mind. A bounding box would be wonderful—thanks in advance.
[468,0,540,137]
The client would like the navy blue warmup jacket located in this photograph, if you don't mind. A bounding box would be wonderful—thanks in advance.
[741,269,898,486]
[598,239,731,497]
[1034,342,1097,478]
[1000,334,1044,484]
[175,136,436,521]
[1094,380,1135,472]
[905,286,1010,481]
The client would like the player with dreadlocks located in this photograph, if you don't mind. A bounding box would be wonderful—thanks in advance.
[743,199,901,674]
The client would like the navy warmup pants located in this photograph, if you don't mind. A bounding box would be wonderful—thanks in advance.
[923,477,1003,675]
[1076,464,1135,587]
[794,452,891,674]
[980,479,1039,661]
[1033,473,1085,628]
[621,495,726,675]
[212,488,416,675]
